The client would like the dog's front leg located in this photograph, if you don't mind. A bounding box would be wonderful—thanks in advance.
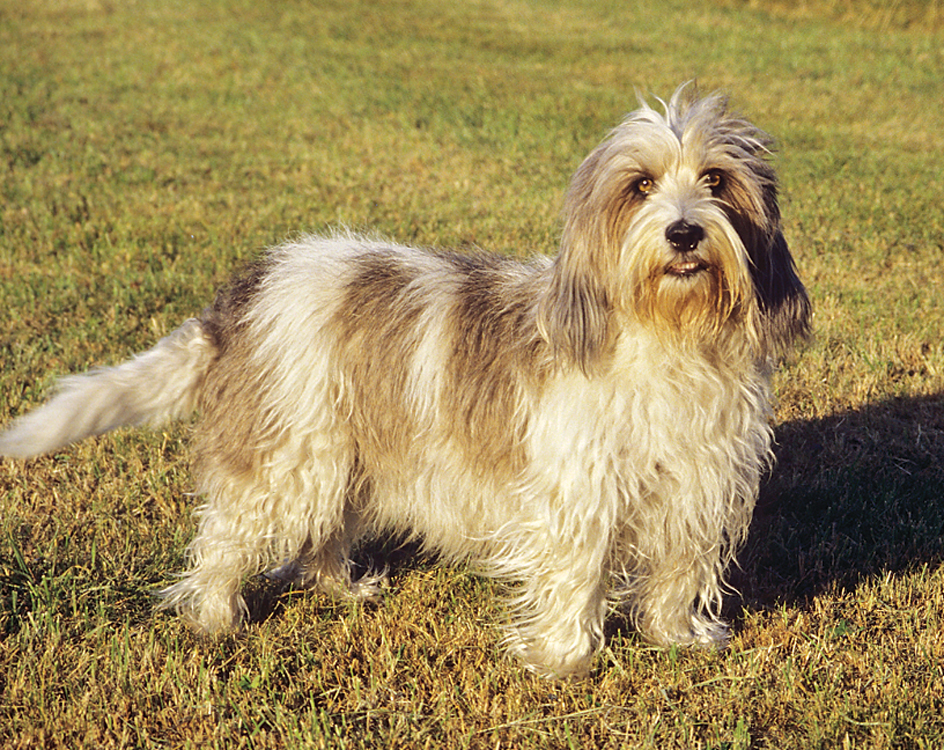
[503,536,609,678]
[633,553,731,649]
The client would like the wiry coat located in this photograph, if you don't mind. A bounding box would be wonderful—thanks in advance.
[0,87,809,677]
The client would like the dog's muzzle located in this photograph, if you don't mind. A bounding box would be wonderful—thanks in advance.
[665,220,708,277]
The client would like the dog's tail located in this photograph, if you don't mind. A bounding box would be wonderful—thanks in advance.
[0,318,216,459]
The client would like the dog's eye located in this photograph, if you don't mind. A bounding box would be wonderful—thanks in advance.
[634,177,655,196]
[705,170,725,194]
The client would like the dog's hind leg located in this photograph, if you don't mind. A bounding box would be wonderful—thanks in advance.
[159,437,355,632]
[266,507,387,602]
[158,484,267,633]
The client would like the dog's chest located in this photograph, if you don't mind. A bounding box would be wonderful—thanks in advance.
[529,342,769,480]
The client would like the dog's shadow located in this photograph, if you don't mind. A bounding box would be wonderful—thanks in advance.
[242,537,431,628]
[730,392,944,615]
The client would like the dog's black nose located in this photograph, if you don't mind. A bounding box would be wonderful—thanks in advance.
[665,221,704,252]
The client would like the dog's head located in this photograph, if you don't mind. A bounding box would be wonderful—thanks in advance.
[538,85,810,371]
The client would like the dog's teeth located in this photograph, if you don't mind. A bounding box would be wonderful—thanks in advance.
[669,261,702,275]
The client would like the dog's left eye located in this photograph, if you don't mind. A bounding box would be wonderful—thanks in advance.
[704,171,725,194]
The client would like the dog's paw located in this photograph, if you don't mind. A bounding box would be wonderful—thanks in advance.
[686,615,730,648]
[348,568,388,602]
[264,560,305,583]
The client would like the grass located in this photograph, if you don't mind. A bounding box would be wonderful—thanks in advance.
[1,0,943,746]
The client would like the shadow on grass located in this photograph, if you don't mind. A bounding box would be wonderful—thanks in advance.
[242,536,431,628]
[731,392,944,614]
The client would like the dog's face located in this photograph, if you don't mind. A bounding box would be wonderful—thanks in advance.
[539,87,810,369]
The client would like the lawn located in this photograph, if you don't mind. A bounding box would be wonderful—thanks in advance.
[1,0,943,747]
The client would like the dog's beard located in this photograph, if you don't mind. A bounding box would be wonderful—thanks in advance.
[625,208,756,343]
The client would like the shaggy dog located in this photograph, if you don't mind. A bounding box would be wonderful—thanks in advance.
[0,86,809,677]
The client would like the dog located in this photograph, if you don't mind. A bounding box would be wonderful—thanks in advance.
[0,86,809,677]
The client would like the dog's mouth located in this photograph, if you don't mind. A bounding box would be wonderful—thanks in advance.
[665,259,710,277]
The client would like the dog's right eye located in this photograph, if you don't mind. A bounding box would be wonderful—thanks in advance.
[633,177,655,197]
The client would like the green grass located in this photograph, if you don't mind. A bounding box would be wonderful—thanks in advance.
[2,0,944,746]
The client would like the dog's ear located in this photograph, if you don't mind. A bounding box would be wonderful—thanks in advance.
[537,145,621,373]
[750,230,811,358]
[537,242,613,374]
